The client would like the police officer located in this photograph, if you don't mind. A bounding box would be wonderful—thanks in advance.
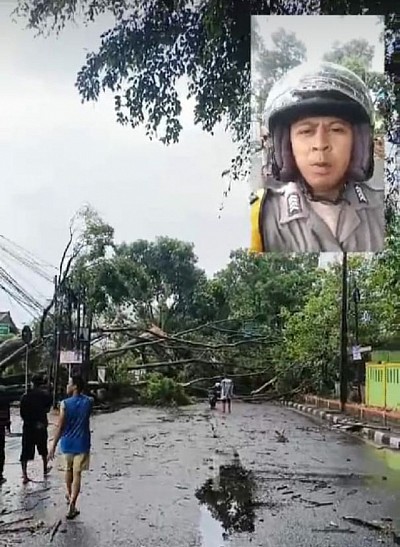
[250,61,385,253]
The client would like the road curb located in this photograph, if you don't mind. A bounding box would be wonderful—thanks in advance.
[282,400,400,450]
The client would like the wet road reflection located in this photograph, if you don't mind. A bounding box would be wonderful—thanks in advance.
[196,454,256,539]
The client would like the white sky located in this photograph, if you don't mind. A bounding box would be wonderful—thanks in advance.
[0,3,249,327]
[252,15,385,80]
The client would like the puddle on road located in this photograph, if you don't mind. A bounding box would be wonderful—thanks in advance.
[196,453,256,545]
[365,445,400,490]
[199,505,226,547]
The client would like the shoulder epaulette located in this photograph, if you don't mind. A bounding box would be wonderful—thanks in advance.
[249,189,265,253]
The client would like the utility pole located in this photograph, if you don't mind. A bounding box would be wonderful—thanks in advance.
[52,276,61,409]
[353,285,361,403]
[339,252,348,412]
[80,287,92,384]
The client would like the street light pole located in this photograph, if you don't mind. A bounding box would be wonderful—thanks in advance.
[339,252,348,412]
[353,285,361,403]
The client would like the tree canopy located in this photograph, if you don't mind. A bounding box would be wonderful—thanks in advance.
[13,1,398,185]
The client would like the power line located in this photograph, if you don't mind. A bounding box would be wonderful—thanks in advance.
[0,242,54,283]
[0,267,43,312]
[0,282,38,318]
[0,235,57,270]
[0,252,49,302]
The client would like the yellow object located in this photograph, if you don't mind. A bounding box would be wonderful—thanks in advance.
[366,362,400,410]
[249,189,265,253]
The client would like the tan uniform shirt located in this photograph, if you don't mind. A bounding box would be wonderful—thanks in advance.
[259,180,385,253]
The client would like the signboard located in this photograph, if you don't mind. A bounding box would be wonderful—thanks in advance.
[347,345,371,356]
[60,350,83,364]
[0,325,10,336]
[352,345,362,361]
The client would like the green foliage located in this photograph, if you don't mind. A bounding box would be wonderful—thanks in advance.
[278,270,341,391]
[115,237,210,330]
[323,38,374,69]
[14,1,397,188]
[15,0,252,150]
[252,27,307,121]
[105,358,134,384]
[217,251,319,329]
[141,372,191,406]
[42,202,400,400]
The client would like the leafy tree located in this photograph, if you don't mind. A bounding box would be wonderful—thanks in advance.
[217,251,319,332]
[279,268,341,393]
[115,237,208,330]
[14,1,397,187]
[322,38,392,135]
[252,28,307,121]
[323,38,374,69]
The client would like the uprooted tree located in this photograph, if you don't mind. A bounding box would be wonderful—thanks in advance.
[1,206,400,402]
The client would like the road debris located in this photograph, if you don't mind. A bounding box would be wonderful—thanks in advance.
[49,519,62,542]
[275,430,288,443]
[342,516,389,531]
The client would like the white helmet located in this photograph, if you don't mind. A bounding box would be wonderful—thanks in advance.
[263,61,375,183]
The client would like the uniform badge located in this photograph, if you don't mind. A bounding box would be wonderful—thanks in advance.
[287,193,302,216]
[354,185,368,204]
[249,192,258,205]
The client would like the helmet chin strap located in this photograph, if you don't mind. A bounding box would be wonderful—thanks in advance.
[298,178,349,205]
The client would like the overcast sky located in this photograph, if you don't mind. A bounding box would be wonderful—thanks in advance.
[0,3,249,326]
[252,15,384,78]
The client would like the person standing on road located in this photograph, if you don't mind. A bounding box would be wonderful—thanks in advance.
[48,375,93,520]
[0,388,11,485]
[20,375,53,484]
[220,376,234,414]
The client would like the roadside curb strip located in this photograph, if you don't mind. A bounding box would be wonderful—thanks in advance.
[282,400,400,450]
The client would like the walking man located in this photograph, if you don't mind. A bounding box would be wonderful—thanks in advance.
[0,387,11,485]
[48,375,93,520]
[220,376,234,414]
[20,375,52,484]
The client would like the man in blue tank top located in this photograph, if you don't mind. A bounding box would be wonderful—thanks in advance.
[48,375,93,519]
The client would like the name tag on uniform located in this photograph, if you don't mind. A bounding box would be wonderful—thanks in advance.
[354,185,368,204]
[287,193,302,216]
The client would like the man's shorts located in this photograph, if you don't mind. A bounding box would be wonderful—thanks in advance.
[20,424,48,462]
[63,453,90,473]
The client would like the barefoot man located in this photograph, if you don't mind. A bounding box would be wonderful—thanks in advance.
[48,375,93,520]
[20,375,52,484]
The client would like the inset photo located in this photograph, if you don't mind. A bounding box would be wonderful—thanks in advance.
[250,15,386,253]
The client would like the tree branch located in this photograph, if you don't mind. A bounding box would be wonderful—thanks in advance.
[59,226,74,279]
[179,369,273,387]
[125,358,230,371]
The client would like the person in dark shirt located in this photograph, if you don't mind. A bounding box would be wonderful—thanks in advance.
[0,388,11,485]
[20,375,52,484]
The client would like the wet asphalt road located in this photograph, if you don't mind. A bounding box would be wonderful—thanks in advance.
[1,402,400,546]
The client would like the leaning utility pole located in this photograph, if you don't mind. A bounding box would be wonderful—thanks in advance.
[339,252,348,412]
